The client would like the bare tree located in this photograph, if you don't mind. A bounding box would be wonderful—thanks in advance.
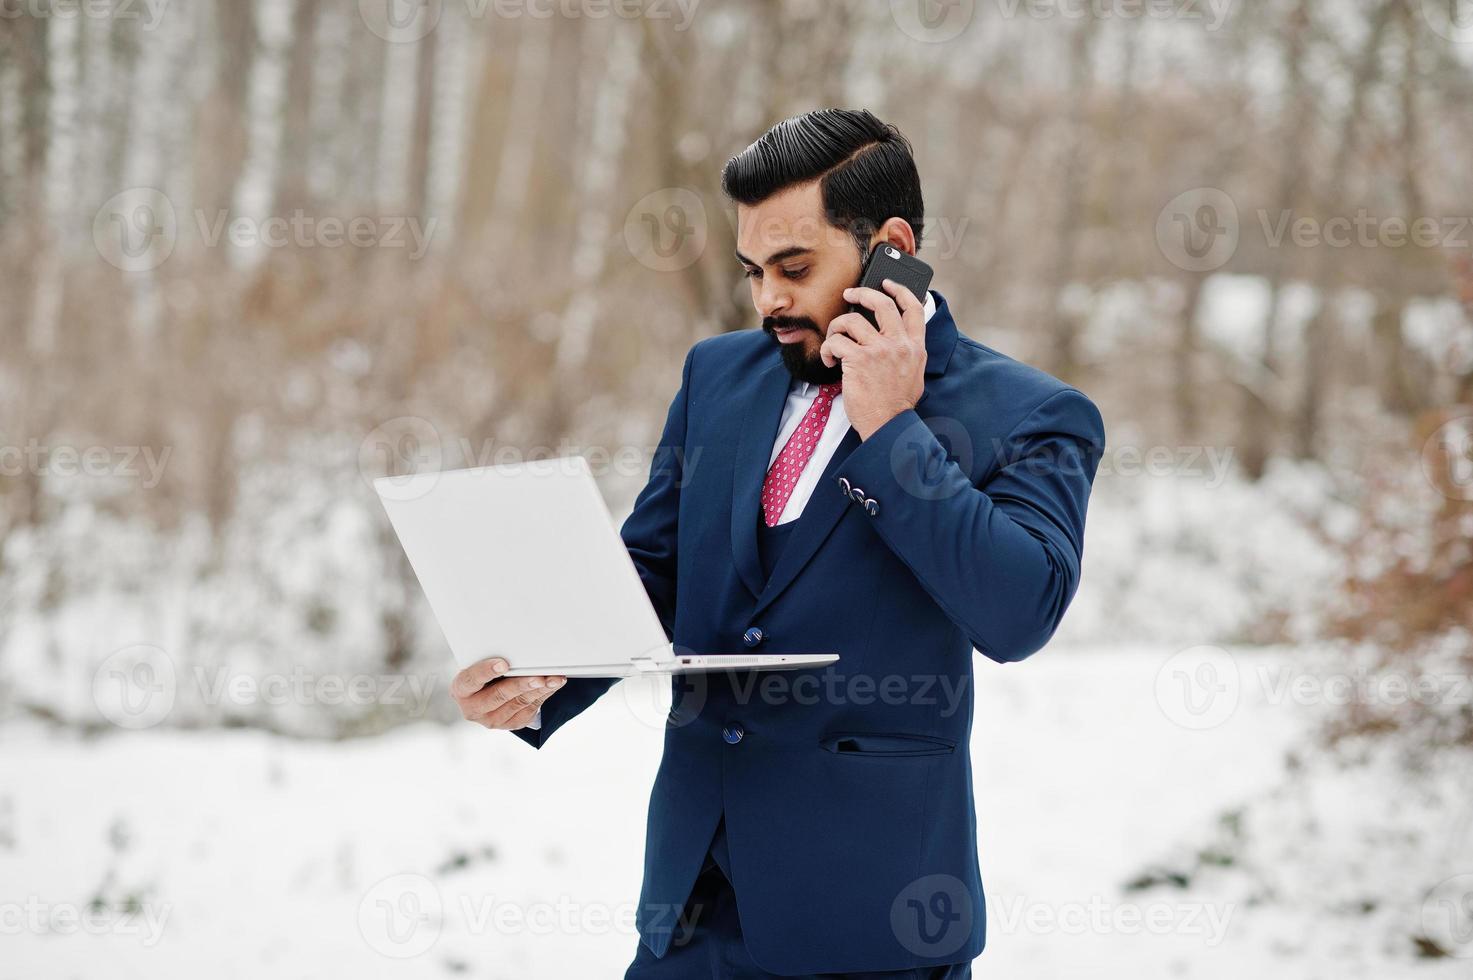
[1293,0,1397,460]
[1042,14,1100,386]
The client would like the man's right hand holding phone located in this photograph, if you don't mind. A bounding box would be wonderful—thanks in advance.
[452,658,566,730]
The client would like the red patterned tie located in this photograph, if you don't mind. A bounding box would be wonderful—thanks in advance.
[761,382,842,527]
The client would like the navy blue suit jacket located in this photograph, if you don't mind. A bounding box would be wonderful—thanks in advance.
[513,292,1105,973]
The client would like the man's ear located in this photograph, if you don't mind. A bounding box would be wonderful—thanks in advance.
[869,216,917,256]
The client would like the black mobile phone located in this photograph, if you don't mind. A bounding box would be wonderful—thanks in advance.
[851,243,933,327]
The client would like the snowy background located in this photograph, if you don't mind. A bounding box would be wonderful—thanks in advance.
[4,459,1471,977]
[4,0,1473,976]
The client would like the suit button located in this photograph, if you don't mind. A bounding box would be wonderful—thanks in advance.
[850,486,866,503]
[864,497,879,517]
[838,476,851,496]
[722,724,744,744]
[742,626,765,647]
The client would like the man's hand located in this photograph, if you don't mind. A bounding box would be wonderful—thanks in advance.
[451,657,566,730]
[821,278,927,441]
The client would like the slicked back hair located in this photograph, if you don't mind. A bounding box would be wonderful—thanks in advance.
[721,108,925,258]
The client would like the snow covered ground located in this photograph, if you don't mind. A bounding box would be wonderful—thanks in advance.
[4,645,1467,978]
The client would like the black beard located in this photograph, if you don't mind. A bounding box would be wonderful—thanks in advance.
[762,316,844,386]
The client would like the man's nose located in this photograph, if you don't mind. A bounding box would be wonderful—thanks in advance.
[756,278,791,318]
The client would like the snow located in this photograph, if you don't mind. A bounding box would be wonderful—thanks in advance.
[4,646,1468,978]
[1195,274,1319,365]
[0,403,1462,976]
[1054,460,1350,648]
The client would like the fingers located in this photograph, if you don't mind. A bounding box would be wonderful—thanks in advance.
[452,657,510,699]
[458,673,550,719]
[481,677,566,729]
[501,697,549,730]
[842,286,903,335]
[881,278,926,343]
[819,331,861,369]
[826,310,881,349]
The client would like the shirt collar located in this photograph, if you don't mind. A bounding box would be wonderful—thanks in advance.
[794,290,937,398]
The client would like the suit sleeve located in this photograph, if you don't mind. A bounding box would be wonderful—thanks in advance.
[511,345,694,748]
[831,388,1105,664]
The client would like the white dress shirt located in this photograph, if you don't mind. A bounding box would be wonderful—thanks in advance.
[526,290,938,729]
[764,288,936,525]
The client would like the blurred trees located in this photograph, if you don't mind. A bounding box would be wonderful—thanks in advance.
[0,0,1471,727]
[0,1,1469,477]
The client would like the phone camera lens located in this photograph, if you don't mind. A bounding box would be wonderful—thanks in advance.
[886,247,899,258]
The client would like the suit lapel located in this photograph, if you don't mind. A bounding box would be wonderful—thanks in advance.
[727,291,961,608]
[730,357,794,599]
[750,425,862,621]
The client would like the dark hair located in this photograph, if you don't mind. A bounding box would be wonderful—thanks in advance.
[720,108,924,257]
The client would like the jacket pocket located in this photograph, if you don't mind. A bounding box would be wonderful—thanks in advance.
[818,731,957,757]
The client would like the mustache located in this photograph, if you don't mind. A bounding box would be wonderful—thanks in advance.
[762,315,820,335]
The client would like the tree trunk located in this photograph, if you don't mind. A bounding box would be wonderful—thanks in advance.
[1240,0,1309,480]
[1043,15,1098,386]
[1294,0,1397,460]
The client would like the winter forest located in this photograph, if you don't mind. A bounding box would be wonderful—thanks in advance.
[2,0,1473,976]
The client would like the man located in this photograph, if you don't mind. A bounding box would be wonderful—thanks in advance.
[451,109,1105,977]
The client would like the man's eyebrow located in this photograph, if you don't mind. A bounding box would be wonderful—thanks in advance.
[734,246,815,266]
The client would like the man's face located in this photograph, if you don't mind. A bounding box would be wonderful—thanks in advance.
[735,182,868,385]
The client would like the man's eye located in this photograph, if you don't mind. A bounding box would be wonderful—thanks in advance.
[743,267,761,279]
[783,267,808,280]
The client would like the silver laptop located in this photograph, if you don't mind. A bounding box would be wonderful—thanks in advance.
[374,456,839,678]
